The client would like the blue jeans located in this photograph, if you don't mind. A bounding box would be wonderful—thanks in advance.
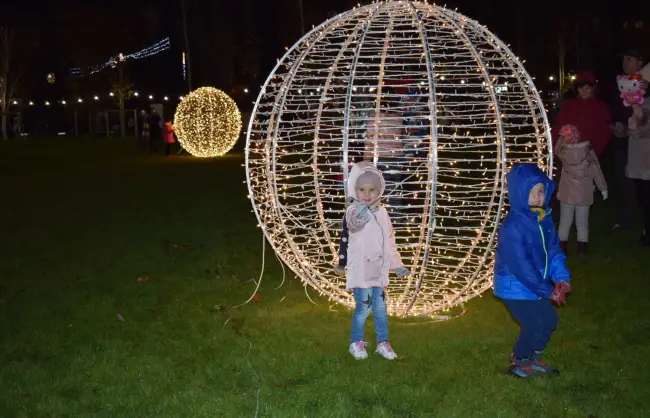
[350,287,389,344]
[502,299,558,359]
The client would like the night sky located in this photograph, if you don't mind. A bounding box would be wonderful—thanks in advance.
[2,0,649,108]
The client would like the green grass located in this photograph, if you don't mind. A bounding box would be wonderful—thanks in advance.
[1,137,649,417]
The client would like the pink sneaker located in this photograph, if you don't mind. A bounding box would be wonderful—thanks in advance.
[376,342,397,360]
[349,341,369,360]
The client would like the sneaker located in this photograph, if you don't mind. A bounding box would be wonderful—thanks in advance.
[508,354,538,378]
[376,341,398,360]
[349,341,369,360]
[531,351,560,375]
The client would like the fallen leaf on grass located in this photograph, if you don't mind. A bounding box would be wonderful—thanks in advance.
[204,268,211,275]
[589,345,600,350]
[252,294,263,303]
[136,275,149,283]
[22,393,31,398]
[117,313,125,322]
[393,355,407,362]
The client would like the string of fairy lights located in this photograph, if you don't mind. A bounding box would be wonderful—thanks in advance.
[69,38,171,76]
[9,93,187,108]
[245,0,551,317]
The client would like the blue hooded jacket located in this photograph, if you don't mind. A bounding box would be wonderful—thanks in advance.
[493,163,570,300]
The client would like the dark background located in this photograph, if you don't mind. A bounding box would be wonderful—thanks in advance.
[2,0,650,111]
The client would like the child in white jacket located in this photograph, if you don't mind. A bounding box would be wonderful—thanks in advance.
[342,161,409,360]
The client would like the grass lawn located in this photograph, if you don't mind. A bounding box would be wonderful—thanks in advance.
[1,137,649,417]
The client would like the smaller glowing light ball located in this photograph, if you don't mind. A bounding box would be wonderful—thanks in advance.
[174,87,242,157]
[47,73,55,84]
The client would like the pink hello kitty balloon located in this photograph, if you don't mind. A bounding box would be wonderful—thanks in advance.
[618,73,645,107]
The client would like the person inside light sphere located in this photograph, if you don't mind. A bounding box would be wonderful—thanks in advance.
[364,87,405,216]
[493,163,572,379]
[343,161,410,360]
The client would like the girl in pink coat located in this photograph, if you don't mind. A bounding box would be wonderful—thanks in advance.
[163,121,175,157]
[344,161,409,360]
[555,124,608,256]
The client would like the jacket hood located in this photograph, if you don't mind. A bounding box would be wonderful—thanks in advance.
[575,70,597,85]
[347,161,386,201]
[558,141,591,165]
[506,163,554,213]
[575,70,599,96]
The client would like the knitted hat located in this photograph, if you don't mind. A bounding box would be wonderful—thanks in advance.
[558,124,581,143]
[355,171,382,190]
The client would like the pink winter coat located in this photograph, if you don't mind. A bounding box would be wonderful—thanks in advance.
[555,140,607,206]
[345,162,404,290]
[163,122,175,144]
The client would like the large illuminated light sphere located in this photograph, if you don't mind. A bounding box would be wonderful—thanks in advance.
[245,1,551,317]
[174,87,242,157]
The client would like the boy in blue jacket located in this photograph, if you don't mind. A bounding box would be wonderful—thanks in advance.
[494,163,572,378]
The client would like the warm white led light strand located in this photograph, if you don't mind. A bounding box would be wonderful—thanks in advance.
[245,0,552,317]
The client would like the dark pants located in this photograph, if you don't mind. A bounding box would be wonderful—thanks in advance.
[150,133,160,153]
[165,142,172,156]
[551,161,562,225]
[614,143,636,227]
[502,299,558,359]
[634,179,650,236]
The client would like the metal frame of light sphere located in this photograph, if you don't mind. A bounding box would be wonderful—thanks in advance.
[174,87,242,158]
[245,0,552,317]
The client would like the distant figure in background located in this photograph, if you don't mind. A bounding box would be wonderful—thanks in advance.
[140,109,150,151]
[163,121,175,157]
[364,88,405,216]
[551,71,611,222]
[148,107,162,153]
[610,50,644,231]
[555,124,608,256]
[12,116,22,137]
[627,64,650,246]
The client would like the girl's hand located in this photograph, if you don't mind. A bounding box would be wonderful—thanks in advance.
[394,266,410,277]
[354,203,371,222]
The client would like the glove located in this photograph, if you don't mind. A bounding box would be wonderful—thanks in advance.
[394,266,410,278]
[601,190,608,201]
[354,203,371,222]
[556,281,571,294]
[550,281,571,306]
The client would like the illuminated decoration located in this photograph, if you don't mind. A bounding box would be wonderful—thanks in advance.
[174,87,242,158]
[47,73,56,84]
[182,52,187,81]
[69,38,171,76]
[245,1,551,317]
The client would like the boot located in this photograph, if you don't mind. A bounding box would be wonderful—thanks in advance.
[577,241,588,257]
[560,241,568,255]
[530,351,560,375]
[508,353,538,379]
